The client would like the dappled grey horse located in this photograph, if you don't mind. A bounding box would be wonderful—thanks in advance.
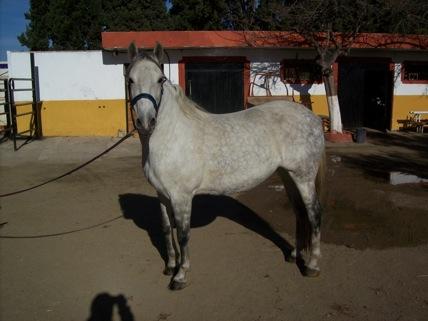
[127,43,325,290]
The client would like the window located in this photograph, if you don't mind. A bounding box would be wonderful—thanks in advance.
[402,61,428,83]
[281,60,322,84]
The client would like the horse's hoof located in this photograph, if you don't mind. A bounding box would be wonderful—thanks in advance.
[169,280,188,290]
[303,266,321,277]
[163,267,175,276]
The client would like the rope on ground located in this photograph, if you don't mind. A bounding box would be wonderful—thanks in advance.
[0,131,135,198]
[0,215,123,239]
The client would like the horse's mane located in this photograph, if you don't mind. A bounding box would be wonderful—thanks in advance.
[173,84,209,120]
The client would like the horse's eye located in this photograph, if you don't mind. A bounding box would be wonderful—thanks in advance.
[158,77,166,84]
[128,78,134,84]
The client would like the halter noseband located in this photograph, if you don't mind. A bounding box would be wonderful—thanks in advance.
[130,79,166,116]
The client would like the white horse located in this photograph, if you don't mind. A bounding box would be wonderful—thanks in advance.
[127,43,326,290]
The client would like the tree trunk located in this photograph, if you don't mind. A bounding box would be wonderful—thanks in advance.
[323,72,343,133]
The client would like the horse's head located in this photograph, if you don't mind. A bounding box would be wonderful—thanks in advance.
[127,42,166,133]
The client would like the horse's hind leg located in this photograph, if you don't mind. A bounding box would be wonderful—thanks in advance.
[169,195,192,290]
[159,197,177,276]
[294,176,322,276]
[279,168,322,276]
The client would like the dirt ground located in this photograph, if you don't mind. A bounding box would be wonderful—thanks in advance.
[1,131,427,321]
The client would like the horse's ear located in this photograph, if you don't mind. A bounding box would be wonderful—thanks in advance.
[128,42,139,61]
[153,42,164,64]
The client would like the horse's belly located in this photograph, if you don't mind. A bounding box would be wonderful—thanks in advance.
[199,156,278,195]
[198,123,282,194]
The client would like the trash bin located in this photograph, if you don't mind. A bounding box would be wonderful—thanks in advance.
[355,128,366,143]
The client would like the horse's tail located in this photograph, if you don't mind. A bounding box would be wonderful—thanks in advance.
[316,149,327,206]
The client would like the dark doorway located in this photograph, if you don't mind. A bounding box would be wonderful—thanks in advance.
[185,62,244,114]
[338,60,393,130]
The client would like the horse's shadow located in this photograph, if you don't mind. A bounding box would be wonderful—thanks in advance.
[118,193,294,265]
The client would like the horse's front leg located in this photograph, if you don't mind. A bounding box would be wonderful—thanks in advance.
[169,196,192,290]
[159,197,177,276]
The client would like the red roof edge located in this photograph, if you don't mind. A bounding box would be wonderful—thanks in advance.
[102,31,428,51]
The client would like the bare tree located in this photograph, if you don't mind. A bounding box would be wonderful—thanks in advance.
[251,0,428,133]
[284,0,373,133]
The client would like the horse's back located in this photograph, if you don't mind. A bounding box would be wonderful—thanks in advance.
[207,100,324,158]
[210,100,322,134]
[197,100,324,194]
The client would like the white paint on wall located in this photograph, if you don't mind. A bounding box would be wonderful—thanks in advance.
[164,62,179,85]
[7,51,33,102]
[36,51,125,100]
[7,49,427,105]
[250,62,326,96]
[8,51,125,101]
[0,61,8,126]
[392,63,428,96]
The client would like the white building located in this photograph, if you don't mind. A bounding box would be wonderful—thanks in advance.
[5,31,428,136]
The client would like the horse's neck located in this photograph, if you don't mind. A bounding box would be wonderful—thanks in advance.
[154,87,183,134]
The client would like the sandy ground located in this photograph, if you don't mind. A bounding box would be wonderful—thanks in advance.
[0,131,427,321]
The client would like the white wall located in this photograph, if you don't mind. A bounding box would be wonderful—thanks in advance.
[393,63,428,96]
[7,51,125,102]
[164,62,180,85]
[0,61,8,126]
[7,48,427,105]
[250,62,326,96]
[6,51,32,101]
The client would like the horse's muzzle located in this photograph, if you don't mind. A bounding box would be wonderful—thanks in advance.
[148,117,157,132]
[136,116,156,134]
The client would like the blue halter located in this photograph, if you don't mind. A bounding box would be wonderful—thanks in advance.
[130,81,165,115]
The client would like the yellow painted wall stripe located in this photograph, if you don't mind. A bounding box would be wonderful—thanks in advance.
[292,94,428,130]
[40,100,127,136]
[15,102,34,135]
[15,95,427,136]
[391,95,428,130]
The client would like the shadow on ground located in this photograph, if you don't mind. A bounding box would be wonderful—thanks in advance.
[341,131,428,180]
[119,131,428,257]
[322,131,428,249]
[342,152,428,180]
[87,293,134,321]
[119,193,294,267]
[368,130,428,155]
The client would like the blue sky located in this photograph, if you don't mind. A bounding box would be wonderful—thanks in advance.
[0,0,29,61]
